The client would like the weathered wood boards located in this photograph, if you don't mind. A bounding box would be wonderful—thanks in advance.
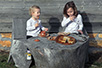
[0,0,102,33]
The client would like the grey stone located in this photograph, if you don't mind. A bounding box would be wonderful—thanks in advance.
[12,18,27,39]
[8,34,89,68]
[8,40,32,68]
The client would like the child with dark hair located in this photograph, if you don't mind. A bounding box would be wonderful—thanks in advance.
[61,1,83,34]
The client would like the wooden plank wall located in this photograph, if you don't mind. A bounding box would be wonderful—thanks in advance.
[0,0,102,33]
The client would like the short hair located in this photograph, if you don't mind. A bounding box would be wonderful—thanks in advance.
[29,5,40,16]
[63,1,78,18]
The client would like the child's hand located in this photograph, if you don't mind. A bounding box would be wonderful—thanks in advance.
[69,16,76,21]
[35,20,39,28]
[35,23,39,28]
[78,30,83,34]
[44,28,48,31]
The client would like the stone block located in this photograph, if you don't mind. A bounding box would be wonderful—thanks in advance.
[12,18,27,39]
[9,34,89,68]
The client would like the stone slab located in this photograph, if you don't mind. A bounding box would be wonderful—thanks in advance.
[8,34,89,68]
[12,18,27,39]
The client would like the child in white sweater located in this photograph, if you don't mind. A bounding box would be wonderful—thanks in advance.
[26,5,48,38]
[61,1,83,34]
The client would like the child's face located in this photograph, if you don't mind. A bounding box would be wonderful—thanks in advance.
[67,7,74,17]
[32,8,40,19]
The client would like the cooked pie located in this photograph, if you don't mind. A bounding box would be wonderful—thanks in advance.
[56,35,76,45]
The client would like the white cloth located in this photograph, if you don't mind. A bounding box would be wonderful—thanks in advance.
[26,18,45,37]
[61,14,83,33]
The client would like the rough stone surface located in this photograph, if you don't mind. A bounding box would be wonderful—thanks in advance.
[8,34,89,68]
[12,18,27,39]
[8,40,32,68]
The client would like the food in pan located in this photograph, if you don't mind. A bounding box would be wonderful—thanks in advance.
[56,35,76,45]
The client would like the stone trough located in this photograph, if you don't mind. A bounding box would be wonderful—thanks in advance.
[8,18,89,68]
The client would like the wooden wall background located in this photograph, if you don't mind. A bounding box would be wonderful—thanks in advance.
[0,0,102,50]
[0,0,102,33]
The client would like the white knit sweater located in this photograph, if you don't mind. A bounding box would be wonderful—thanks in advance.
[26,18,45,37]
[61,14,83,33]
